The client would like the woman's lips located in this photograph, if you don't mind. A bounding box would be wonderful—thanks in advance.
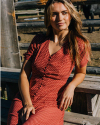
[57,23,64,26]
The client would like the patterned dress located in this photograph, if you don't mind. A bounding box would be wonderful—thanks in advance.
[7,34,88,125]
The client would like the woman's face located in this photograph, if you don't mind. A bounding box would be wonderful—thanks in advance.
[50,2,71,33]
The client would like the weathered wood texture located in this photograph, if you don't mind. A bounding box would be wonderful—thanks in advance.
[14,0,100,10]
[14,1,45,10]
[71,0,100,5]
[82,19,100,27]
[15,9,44,16]
[17,21,45,27]
[1,0,21,68]
[19,42,100,51]
[72,66,100,75]
[15,9,43,14]
[1,67,100,98]
[1,67,100,123]
[64,111,100,125]
[92,94,100,117]
[16,19,100,27]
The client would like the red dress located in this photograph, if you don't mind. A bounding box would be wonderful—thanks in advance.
[7,34,88,125]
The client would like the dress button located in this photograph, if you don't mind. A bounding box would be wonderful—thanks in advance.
[34,93,36,95]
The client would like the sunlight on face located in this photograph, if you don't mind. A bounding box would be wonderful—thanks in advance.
[50,2,71,32]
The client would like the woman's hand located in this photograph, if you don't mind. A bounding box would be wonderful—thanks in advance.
[20,104,35,123]
[59,84,75,110]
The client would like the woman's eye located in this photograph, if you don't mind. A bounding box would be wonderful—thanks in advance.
[52,12,57,16]
[62,11,68,15]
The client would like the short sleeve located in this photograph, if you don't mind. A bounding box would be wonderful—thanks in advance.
[80,52,89,68]
[77,37,90,68]
[23,35,40,62]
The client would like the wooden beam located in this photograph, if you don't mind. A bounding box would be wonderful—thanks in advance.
[1,67,100,94]
[91,43,100,51]
[68,74,100,94]
[19,42,100,51]
[72,66,100,75]
[17,21,45,27]
[64,111,100,125]
[16,19,100,28]
[71,0,100,5]
[1,0,21,68]
[14,1,45,10]
[14,0,100,10]
[15,9,44,15]
[82,19,100,27]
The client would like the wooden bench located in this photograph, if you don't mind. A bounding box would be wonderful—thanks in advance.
[15,9,44,19]
[1,67,100,124]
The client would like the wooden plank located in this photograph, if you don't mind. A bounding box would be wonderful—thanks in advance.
[71,92,87,114]
[72,0,100,5]
[92,95,100,117]
[14,1,45,10]
[16,19,100,27]
[91,43,100,51]
[91,94,98,114]
[86,93,92,116]
[19,43,100,51]
[64,122,77,125]
[15,9,44,15]
[17,21,45,27]
[82,19,100,27]
[1,0,21,68]
[64,111,100,125]
[96,108,100,117]
[72,66,100,75]
[1,67,100,94]
[14,0,100,10]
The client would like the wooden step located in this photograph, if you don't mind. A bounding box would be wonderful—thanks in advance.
[64,111,100,125]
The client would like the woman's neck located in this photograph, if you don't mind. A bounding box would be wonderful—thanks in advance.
[53,29,69,45]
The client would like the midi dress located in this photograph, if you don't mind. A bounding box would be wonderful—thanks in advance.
[7,34,89,125]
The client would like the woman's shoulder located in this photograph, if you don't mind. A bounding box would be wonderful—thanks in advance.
[32,33,48,44]
[76,37,86,44]
[76,36,87,50]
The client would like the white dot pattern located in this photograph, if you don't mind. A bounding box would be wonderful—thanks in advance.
[7,34,88,125]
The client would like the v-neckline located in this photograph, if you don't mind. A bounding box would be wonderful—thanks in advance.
[48,39,64,57]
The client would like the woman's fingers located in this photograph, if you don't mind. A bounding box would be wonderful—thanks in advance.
[59,98,65,110]
[60,97,73,110]
[32,107,35,114]
[21,109,26,123]
[64,98,69,110]
[26,108,31,120]
[25,107,35,120]
[69,98,73,107]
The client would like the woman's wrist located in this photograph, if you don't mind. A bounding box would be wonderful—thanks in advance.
[24,103,33,107]
[67,83,76,90]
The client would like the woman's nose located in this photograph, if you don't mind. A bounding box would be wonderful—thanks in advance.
[57,13,63,21]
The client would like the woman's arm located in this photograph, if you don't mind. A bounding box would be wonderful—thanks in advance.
[18,60,35,122]
[59,65,87,110]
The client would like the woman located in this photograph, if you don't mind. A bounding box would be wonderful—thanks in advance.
[7,0,91,124]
